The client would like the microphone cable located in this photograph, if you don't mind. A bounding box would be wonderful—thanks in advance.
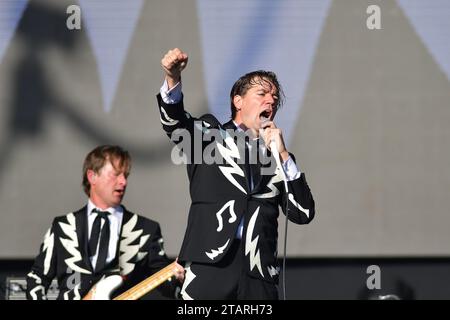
[269,140,290,301]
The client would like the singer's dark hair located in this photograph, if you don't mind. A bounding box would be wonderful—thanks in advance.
[230,70,285,119]
[82,145,131,196]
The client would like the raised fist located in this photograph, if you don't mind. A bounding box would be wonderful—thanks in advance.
[161,48,188,86]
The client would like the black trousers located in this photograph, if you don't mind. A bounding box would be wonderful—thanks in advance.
[180,239,279,300]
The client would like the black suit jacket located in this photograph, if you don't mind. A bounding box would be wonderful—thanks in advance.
[26,205,175,299]
[157,94,315,284]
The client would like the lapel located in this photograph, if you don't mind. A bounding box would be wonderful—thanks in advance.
[252,151,276,194]
[73,206,94,273]
[215,119,280,196]
[222,119,236,131]
[117,207,138,275]
[221,120,252,193]
[248,150,277,194]
[221,120,278,194]
[117,206,132,252]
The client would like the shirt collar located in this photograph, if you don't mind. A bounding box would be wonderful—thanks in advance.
[232,120,243,132]
[87,199,123,217]
[233,121,265,152]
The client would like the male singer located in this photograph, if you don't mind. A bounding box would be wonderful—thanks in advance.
[157,48,315,299]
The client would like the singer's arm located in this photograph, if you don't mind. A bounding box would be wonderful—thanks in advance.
[278,155,315,225]
[157,48,195,138]
[259,121,314,222]
[282,156,301,181]
[260,123,314,223]
[157,48,214,170]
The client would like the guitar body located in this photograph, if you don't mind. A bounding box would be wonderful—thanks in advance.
[82,275,123,300]
[83,261,177,300]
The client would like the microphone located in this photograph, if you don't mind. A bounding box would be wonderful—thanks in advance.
[259,116,281,162]
[259,116,288,191]
[259,116,277,153]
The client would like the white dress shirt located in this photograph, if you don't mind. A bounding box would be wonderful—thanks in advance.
[87,199,123,268]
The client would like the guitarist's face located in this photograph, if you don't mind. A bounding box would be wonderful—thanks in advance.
[88,159,129,209]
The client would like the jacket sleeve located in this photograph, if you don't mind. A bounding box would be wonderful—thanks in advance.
[157,93,196,137]
[26,220,58,300]
[279,168,315,225]
[146,223,172,273]
[144,222,181,299]
[156,93,215,177]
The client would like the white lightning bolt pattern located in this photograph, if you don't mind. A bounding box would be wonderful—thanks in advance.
[254,172,283,199]
[119,214,143,275]
[137,252,148,261]
[27,272,46,300]
[140,234,149,247]
[194,121,214,135]
[205,239,230,260]
[180,262,196,300]
[160,107,179,126]
[136,234,150,262]
[245,207,264,277]
[42,228,54,275]
[27,271,42,284]
[29,285,46,300]
[288,193,310,218]
[63,284,81,300]
[267,265,280,278]
[215,200,237,232]
[157,238,165,256]
[217,132,246,194]
[73,284,81,300]
[58,213,91,275]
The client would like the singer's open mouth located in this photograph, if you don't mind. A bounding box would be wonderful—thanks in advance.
[260,110,271,119]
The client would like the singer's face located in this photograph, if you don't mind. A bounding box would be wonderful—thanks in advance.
[233,79,279,135]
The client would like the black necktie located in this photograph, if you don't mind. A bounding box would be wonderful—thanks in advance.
[89,209,110,273]
[250,162,261,190]
[245,141,261,191]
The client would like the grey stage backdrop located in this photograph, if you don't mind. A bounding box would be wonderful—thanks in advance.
[0,0,449,258]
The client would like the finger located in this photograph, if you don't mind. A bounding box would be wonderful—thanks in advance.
[171,48,182,56]
[261,130,272,149]
[179,57,188,68]
[260,120,273,130]
[171,56,187,70]
[268,122,277,129]
[169,53,180,65]
[161,54,175,68]
[176,52,187,61]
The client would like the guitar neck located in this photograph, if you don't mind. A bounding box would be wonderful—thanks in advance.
[113,262,176,300]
